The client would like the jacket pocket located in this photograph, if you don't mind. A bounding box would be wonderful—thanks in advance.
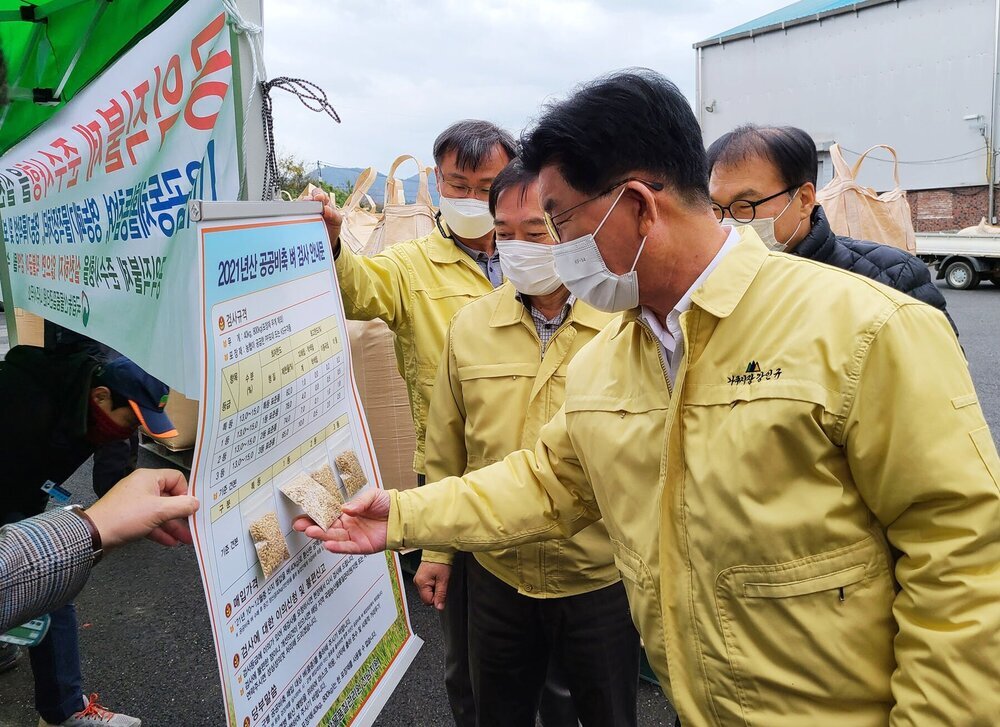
[418,285,481,301]
[714,536,895,726]
[457,362,539,382]
[610,539,672,694]
[684,380,837,409]
[742,564,866,599]
[454,363,536,457]
[681,381,848,530]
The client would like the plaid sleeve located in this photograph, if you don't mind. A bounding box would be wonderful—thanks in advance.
[0,509,95,633]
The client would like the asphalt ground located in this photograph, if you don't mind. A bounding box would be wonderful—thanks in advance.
[2,280,998,726]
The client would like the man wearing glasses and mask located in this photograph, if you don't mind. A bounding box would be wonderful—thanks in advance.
[707,124,954,330]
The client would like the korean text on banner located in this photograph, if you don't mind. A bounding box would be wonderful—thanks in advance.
[190,208,421,727]
[0,0,239,395]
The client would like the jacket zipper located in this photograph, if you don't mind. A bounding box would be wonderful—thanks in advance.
[636,318,673,396]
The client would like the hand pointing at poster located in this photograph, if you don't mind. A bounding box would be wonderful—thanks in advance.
[292,489,391,554]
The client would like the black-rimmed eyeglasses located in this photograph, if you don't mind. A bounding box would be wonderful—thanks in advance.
[711,184,801,224]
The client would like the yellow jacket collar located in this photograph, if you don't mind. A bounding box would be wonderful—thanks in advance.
[490,282,607,332]
[690,227,769,319]
[612,226,770,339]
[426,225,469,264]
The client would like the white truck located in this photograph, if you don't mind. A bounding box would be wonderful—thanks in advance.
[916,233,1000,290]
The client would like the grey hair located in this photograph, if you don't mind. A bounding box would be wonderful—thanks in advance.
[433,119,518,170]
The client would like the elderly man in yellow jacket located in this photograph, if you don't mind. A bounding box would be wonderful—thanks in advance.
[315,120,515,726]
[418,158,637,727]
[303,70,1000,727]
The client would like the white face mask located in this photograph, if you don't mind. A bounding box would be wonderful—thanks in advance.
[742,188,802,252]
[551,187,647,313]
[439,196,496,240]
[496,240,563,296]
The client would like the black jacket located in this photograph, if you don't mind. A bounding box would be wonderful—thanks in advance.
[795,206,956,331]
[0,346,100,519]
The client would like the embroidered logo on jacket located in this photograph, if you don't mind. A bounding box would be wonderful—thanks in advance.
[728,362,782,386]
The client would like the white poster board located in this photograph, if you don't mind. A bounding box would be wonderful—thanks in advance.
[190,202,420,726]
[0,0,239,395]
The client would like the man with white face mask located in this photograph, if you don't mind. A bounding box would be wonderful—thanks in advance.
[707,124,954,330]
[313,119,515,726]
[418,159,637,727]
[306,71,999,727]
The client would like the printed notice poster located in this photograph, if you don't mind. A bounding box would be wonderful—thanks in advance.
[189,209,421,727]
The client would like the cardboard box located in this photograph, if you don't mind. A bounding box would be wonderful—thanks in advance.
[158,389,201,452]
[14,308,45,347]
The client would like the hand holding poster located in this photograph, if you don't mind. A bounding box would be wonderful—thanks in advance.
[190,202,421,727]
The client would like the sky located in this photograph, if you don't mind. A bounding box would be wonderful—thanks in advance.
[260,0,791,176]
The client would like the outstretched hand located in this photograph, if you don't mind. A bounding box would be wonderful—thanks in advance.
[292,488,391,554]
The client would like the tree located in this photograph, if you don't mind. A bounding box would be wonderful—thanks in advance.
[276,152,352,206]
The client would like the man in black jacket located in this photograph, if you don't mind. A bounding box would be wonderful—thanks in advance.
[0,345,176,727]
[707,124,955,331]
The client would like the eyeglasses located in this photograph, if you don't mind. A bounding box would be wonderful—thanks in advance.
[711,184,800,224]
[543,178,665,242]
[440,179,492,199]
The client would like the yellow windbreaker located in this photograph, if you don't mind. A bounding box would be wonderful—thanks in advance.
[386,231,1000,726]
[335,227,494,473]
[422,282,618,597]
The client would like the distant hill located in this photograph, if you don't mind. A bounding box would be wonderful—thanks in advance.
[312,165,439,207]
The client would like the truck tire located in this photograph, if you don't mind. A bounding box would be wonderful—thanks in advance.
[945,260,979,290]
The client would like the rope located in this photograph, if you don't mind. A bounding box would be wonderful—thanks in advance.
[839,146,985,166]
[260,77,341,201]
[222,0,266,197]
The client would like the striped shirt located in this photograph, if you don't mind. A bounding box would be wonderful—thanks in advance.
[1,509,95,632]
[454,240,504,288]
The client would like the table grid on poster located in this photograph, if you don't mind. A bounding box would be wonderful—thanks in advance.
[205,314,350,586]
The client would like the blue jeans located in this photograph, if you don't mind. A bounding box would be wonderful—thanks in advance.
[29,603,84,723]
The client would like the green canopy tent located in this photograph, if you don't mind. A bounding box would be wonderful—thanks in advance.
[0,0,191,321]
[0,0,264,330]
[0,0,190,155]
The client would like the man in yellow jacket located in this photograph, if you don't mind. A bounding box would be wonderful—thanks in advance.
[317,120,515,726]
[322,120,516,478]
[303,71,1000,726]
[418,159,637,727]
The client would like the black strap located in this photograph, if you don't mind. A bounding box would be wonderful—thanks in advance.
[260,77,341,201]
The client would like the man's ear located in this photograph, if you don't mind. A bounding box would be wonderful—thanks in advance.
[797,182,817,222]
[91,385,112,404]
[628,181,661,239]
